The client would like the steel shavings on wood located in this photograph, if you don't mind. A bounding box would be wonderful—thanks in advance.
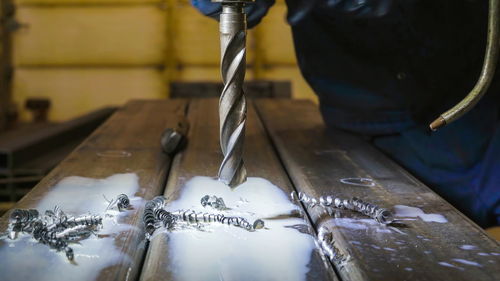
[142,195,265,240]
[317,226,350,265]
[105,194,131,212]
[291,191,395,224]
[200,195,228,210]
[5,206,103,262]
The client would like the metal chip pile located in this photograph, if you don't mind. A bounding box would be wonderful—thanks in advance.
[7,207,103,261]
[143,195,265,240]
[5,194,130,262]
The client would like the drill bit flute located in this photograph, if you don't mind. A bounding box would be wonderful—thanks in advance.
[214,0,253,188]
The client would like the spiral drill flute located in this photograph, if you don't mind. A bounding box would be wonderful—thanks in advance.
[214,0,253,188]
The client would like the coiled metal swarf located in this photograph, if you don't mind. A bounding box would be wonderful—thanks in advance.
[201,195,227,210]
[10,209,39,223]
[171,210,264,232]
[143,196,167,240]
[143,208,157,240]
[6,206,102,262]
[105,194,131,211]
[154,208,176,229]
[291,191,394,224]
[146,196,166,210]
[41,236,74,261]
[317,226,348,264]
[116,194,130,210]
[65,215,102,227]
[217,3,249,188]
[55,225,93,240]
[107,194,131,211]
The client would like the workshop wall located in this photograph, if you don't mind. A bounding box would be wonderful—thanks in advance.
[8,0,316,121]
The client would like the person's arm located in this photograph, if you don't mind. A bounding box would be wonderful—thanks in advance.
[191,0,276,28]
[324,0,393,17]
[286,0,394,25]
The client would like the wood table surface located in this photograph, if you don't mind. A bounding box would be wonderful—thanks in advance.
[0,99,498,281]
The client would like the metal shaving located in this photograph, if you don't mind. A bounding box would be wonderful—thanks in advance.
[143,195,264,240]
[291,191,394,224]
[200,195,227,210]
[6,206,103,262]
[318,226,349,264]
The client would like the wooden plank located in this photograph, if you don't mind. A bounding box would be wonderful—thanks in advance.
[13,6,166,66]
[13,68,166,121]
[254,99,500,281]
[139,99,338,281]
[0,99,188,281]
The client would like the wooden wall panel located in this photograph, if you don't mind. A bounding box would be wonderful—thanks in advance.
[13,6,166,66]
[13,68,166,121]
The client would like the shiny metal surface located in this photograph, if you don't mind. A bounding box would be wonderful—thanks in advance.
[215,0,253,188]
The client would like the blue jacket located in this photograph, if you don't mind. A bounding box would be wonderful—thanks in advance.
[192,0,500,228]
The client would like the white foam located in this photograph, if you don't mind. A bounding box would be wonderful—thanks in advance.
[0,173,141,281]
[438,262,464,271]
[459,245,477,250]
[452,259,483,267]
[330,218,398,234]
[394,205,448,223]
[164,176,316,281]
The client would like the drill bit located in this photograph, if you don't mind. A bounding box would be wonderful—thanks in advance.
[214,0,253,188]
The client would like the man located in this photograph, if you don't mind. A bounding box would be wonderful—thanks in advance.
[192,0,500,228]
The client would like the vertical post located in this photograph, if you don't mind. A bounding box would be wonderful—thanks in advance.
[0,0,14,130]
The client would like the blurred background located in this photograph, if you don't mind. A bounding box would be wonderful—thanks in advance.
[0,0,315,123]
[0,0,315,213]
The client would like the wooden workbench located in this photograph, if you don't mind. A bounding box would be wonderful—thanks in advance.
[0,99,498,281]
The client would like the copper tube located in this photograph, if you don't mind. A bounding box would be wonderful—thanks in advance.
[430,0,500,131]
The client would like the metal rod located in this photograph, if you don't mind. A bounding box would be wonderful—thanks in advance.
[215,0,253,188]
[430,0,500,131]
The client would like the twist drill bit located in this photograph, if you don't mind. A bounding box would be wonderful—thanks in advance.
[214,0,253,188]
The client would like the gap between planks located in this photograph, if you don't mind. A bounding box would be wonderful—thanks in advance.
[138,98,338,281]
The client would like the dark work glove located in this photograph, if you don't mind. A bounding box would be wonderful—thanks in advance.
[286,0,394,25]
[191,0,276,28]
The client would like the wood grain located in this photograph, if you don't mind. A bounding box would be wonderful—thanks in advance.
[254,99,500,281]
[139,99,338,281]
[0,99,188,281]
